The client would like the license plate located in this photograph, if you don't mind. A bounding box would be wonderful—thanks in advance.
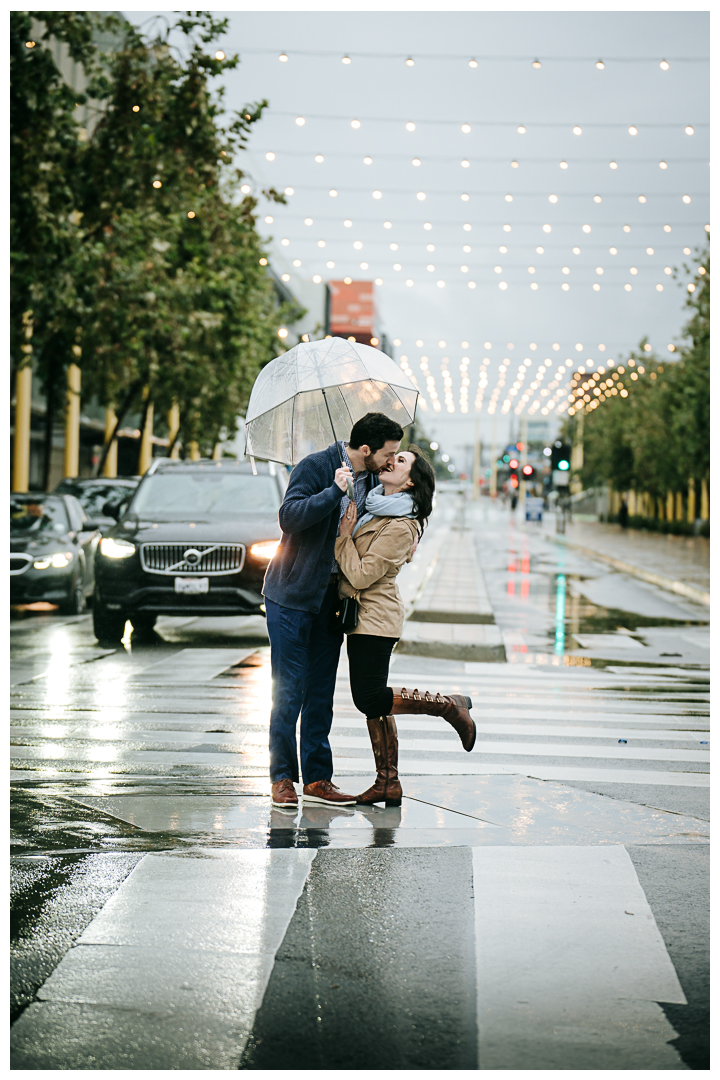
[174,576,209,594]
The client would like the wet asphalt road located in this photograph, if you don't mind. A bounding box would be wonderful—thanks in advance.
[10,497,709,1069]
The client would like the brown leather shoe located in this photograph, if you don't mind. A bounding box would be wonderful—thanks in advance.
[390,687,476,752]
[302,779,356,807]
[356,716,402,807]
[271,778,299,808]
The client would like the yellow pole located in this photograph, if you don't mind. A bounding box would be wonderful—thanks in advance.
[665,491,674,522]
[64,359,81,478]
[13,366,33,493]
[138,396,154,475]
[212,442,223,460]
[188,441,201,461]
[167,403,180,459]
[700,479,709,520]
[675,491,683,522]
[13,311,35,492]
[687,480,696,522]
[103,406,118,478]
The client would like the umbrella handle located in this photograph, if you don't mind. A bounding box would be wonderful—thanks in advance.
[321,387,355,502]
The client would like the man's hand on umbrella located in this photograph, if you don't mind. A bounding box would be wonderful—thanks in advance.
[334,466,352,492]
[338,502,357,536]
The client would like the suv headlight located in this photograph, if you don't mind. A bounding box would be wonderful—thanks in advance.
[34,551,73,569]
[100,537,136,559]
[250,540,280,561]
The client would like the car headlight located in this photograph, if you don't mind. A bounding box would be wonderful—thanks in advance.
[34,551,73,569]
[250,540,280,561]
[100,537,136,559]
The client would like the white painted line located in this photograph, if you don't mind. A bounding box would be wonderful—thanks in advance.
[27,849,315,1069]
[472,846,687,1069]
[133,648,257,683]
[11,720,709,743]
[331,757,711,787]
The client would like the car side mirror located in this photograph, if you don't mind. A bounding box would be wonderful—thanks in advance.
[81,521,103,531]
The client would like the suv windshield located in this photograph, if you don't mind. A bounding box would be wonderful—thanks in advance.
[11,496,69,534]
[131,471,280,519]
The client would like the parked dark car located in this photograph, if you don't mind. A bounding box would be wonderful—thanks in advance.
[54,477,140,533]
[10,493,101,614]
[92,458,287,642]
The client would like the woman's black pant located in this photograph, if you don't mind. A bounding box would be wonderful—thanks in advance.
[346,633,398,720]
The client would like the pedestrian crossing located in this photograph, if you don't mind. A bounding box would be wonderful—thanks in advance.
[10,644,709,791]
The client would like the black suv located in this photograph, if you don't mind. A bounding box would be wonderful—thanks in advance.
[92,459,286,642]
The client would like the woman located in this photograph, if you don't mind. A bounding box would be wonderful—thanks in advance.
[335,445,476,808]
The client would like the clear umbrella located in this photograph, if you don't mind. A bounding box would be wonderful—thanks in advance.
[245,337,418,467]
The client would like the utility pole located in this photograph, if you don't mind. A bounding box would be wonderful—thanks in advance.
[472,417,481,500]
[490,412,498,498]
[570,410,584,494]
[519,416,528,503]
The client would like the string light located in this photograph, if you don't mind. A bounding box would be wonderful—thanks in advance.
[295,116,305,126]
[461,123,472,133]
[596,60,605,69]
[406,122,416,131]
[517,126,526,134]
[469,58,478,68]
[315,154,324,162]
[342,55,351,64]
[628,126,638,135]
[405,56,414,66]
[560,161,569,169]
[351,119,361,128]
[279,53,288,62]
[572,126,582,135]
[660,59,670,70]
[685,126,694,135]
[532,59,542,68]
[215,51,225,60]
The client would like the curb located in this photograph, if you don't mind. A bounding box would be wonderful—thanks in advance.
[545,533,710,608]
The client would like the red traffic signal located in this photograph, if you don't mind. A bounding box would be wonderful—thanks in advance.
[522,464,534,477]
[508,458,519,469]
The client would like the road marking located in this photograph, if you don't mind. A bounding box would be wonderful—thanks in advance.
[133,648,258,682]
[10,849,315,1069]
[472,845,688,1069]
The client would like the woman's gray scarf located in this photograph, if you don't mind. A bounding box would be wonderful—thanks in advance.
[352,485,417,536]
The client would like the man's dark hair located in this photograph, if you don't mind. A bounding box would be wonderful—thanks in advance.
[349,412,404,453]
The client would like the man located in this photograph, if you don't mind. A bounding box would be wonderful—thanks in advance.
[263,412,404,809]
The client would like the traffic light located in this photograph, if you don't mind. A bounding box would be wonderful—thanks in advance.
[550,441,571,472]
[522,464,534,479]
[508,457,519,470]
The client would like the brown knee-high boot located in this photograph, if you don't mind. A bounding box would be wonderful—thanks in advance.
[355,715,402,807]
[390,687,476,751]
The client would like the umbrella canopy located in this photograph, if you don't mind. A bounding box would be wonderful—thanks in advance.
[244,337,418,465]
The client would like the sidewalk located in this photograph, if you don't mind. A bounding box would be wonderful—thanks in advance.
[541,518,710,606]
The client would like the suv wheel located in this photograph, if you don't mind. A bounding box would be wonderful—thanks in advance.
[93,602,126,644]
[59,577,85,616]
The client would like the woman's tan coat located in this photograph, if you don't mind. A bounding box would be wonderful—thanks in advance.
[334,515,419,638]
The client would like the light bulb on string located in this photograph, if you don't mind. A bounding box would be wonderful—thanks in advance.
[596,59,605,69]
[342,55,351,64]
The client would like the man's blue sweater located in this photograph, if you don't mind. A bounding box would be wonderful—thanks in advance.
[263,443,379,614]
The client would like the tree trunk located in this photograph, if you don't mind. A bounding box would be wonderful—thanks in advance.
[94,380,142,477]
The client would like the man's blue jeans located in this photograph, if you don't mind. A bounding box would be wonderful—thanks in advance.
[266,584,343,784]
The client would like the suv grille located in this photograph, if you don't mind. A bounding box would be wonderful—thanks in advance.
[11,554,32,576]
[140,543,246,576]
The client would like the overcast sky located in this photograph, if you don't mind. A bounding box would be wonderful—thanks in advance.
[127,10,709,467]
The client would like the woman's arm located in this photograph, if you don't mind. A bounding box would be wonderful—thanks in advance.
[335,520,416,590]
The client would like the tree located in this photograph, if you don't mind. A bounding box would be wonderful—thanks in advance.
[11,11,303,474]
[563,242,709,522]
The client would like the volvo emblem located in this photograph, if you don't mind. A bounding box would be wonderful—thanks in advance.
[183,548,203,566]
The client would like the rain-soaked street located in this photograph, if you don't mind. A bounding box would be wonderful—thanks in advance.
[11,494,709,1070]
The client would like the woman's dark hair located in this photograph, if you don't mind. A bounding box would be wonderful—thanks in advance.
[349,412,404,453]
[406,444,435,535]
